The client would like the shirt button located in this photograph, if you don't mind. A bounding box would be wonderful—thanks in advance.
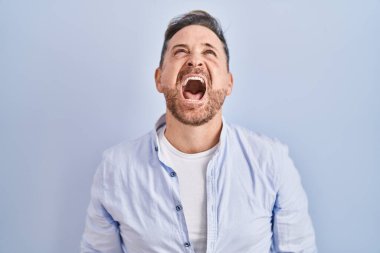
[176,205,182,211]
[154,146,158,151]
[170,171,176,177]
[184,242,191,247]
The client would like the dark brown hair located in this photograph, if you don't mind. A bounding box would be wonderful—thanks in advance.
[159,10,230,70]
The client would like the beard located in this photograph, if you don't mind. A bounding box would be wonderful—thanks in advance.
[162,70,227,126]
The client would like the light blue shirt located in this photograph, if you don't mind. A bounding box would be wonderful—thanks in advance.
[81,115,317,253]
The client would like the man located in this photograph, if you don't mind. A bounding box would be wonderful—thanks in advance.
[81,10,317,253]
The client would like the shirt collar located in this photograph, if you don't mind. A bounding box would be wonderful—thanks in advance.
[151,113,228,157]
[155,114,167,132]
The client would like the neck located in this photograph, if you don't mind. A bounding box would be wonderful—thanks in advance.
[164,111,223,154]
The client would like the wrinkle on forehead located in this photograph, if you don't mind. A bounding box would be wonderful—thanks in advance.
[167,25,224,51]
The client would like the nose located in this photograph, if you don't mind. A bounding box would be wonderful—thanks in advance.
[186,55,203,67]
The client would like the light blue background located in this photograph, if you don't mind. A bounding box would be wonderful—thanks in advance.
[0,0,379,252]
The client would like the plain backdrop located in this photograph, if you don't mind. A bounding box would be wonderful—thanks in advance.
[0,0,379,252]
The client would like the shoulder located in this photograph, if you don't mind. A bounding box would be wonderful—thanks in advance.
[95,131,155,179]
[226,123,288,155]
[102,131,154,164]
[225,123,291,187]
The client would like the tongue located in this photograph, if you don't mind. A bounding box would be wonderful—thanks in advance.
[184,91,203,100]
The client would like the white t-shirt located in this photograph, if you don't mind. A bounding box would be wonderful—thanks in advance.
[157,126,218,253]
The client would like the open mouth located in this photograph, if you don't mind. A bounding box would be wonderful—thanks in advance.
[182,76,206,101]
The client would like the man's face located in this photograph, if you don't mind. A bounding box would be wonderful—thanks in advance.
[155,25,233,126]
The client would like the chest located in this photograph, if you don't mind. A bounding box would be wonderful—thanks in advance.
[103,157,276,252]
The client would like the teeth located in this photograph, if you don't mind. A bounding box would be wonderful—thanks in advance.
[182,76,205,86]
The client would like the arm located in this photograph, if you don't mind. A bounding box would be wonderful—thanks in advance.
[81,156,124,253]
[271,143,317,253]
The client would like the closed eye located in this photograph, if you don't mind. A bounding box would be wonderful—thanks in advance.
[203,49,217,57]
[174,48,189,56]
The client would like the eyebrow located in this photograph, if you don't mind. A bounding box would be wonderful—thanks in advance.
[202,43,217,50]
[171,44,189,51]
[171,43,218,51]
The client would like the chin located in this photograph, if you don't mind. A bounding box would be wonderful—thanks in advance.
[171,107,218,127]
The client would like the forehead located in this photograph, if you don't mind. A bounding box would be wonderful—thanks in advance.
[167,25,224,50]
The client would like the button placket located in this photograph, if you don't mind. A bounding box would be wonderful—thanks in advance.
[156,144,193,251]
[169,170,194,252]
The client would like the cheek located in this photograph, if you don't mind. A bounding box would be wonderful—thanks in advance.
[161,64,182,88]
[209,69,230,89]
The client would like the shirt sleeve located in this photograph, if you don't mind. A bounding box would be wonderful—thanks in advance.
[81,155,124,253]
[271,143,317,253]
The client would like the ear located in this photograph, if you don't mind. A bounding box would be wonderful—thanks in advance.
[226,72,234,96]
[155,68,163,93]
